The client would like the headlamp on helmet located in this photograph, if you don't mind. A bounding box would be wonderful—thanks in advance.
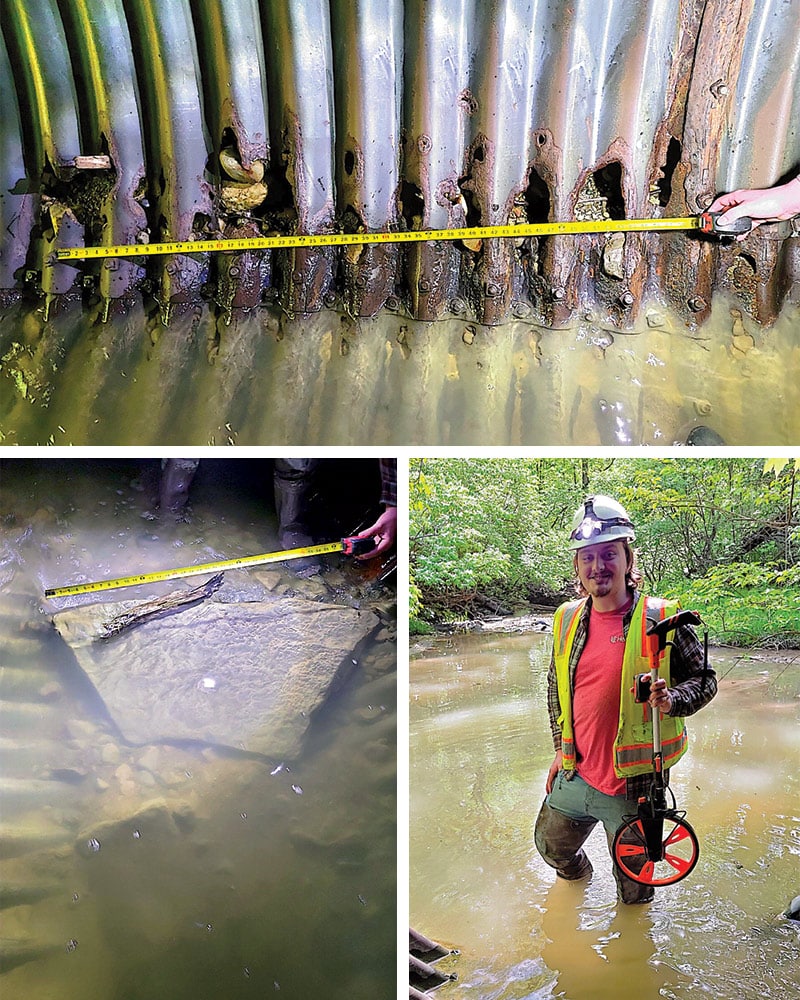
[568,495,635,550]
[572,497,604,541]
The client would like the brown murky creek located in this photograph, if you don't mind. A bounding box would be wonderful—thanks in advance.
[410,630,800,999]
[0,460,396,999]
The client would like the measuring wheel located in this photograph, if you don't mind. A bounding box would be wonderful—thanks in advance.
[612,812,700,886]
[610,608,708,889]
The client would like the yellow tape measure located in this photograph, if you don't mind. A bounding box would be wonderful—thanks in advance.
[51,215,720,262]
[44,539,360,599]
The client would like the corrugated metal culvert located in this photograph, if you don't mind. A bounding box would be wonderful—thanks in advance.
[1,0,798,444]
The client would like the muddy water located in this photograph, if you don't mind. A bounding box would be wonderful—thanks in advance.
[1,296,798,445]
[0,461,396,1000]
[410,631,800,1000]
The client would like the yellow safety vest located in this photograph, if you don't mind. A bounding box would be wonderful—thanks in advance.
[552,594,688,778]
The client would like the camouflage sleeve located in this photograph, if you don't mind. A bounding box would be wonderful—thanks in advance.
[667,623,718,717]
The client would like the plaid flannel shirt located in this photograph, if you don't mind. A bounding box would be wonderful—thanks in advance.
[546,589,717,800]
[378,458,397,508]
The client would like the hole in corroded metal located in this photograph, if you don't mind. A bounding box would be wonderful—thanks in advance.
[262,151,294,224]
[523,165,550,223]
[655,137,682,208]
[575,173,609,223]
[458,89,478,114]
[133,175,149,208]
[344,149,356,175]
[341,205,365,233]
[592,162,625,219]
[456,177,482,228]
[400,181,425,230]
[39,155,116,235]
[217,127,239,178]
[192,212,214,236]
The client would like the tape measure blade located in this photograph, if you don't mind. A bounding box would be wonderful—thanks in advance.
[53,216,702,260]
[222,541,343,572]
[44,541,345,598]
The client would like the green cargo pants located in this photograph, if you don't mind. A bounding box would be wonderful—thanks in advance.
[534,770,654,904]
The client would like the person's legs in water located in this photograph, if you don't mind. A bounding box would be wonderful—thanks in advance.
[582,783,654,904]
[535,769,596,881]
[534,798,596,880]
[273,459,321,577]
[601,826,653,904]
[535,771,653,903]
[158,459,200,518]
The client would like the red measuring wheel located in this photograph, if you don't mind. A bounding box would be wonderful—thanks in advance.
[612,813,700,886]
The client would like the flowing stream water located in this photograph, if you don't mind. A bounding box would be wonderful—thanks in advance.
[2,298,798,445]
[410,629,800,1000]
[0,460,396,1000]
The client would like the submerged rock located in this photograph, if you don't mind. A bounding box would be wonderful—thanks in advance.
[0,823,67,860]
[76,798,194,853]
[53,596,378,758]
[0,939,62,975]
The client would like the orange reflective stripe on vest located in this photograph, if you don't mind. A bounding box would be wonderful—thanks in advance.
[614,730,688,770]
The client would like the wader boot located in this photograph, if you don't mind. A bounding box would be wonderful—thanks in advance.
[603,827,654,904]
[274,459,320,577]
[152,459,199,519]
[534,799,594,881]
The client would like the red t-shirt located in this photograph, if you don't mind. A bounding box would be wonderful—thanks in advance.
[572,599,633,795]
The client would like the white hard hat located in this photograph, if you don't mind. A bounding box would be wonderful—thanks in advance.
[568,495,635,550]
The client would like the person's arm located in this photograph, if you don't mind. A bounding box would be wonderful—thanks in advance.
[354,506,396,559]
[545,648,563,792]
[545,750,563,793]
[708,174,800,239]
[354,458,397,560]
[649,622,717,716]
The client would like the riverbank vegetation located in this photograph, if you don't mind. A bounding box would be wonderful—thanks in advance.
[410,457,800,647]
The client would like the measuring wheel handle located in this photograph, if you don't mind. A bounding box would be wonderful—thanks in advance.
[612,812,700,886]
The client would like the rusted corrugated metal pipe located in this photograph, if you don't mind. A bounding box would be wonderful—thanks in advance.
[1,0,798,327]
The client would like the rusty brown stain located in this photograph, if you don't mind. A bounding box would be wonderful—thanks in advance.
[683,0,756,212]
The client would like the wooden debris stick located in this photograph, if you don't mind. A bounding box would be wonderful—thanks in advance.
[98,573,224,639]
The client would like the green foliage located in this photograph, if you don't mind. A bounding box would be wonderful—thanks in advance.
[763,457,800,477]
[410,457,800,645]
[667,563,800,647]
[410,457,580,611]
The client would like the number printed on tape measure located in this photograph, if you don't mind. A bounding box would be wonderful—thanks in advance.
[52,217,700,261]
